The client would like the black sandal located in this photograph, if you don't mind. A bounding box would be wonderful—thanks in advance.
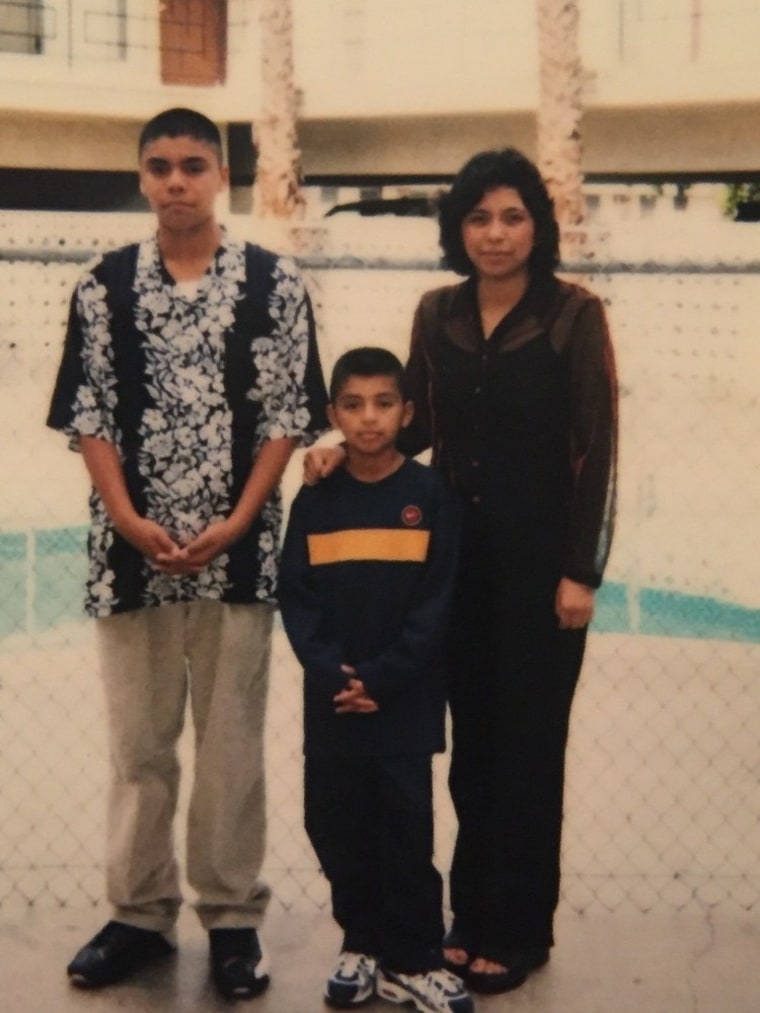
[442,928,472,978]
[466,946,549,994]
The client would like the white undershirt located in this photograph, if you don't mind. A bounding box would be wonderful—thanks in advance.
[174,279,200,300]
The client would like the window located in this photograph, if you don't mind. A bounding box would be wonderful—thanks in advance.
[160,0,227,85]
[0,0,126,61]
[0,0,43,54]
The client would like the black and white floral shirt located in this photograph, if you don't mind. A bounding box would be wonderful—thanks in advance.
[48,233,328,617]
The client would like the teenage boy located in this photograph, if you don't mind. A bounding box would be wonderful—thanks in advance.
[47,107,328,999]
[279,348,472,1013]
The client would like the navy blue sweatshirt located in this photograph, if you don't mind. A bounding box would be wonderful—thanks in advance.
[279,458,460,757]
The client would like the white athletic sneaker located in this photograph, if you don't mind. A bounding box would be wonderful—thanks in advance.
[376,967,474,1013]
[325,951,378,1008]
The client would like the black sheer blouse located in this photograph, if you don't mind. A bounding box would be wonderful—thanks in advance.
[400,276,618,589]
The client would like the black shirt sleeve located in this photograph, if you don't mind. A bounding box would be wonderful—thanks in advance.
[562,295,618,587]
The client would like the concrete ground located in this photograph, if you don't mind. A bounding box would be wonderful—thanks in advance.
[1,902,758,1013]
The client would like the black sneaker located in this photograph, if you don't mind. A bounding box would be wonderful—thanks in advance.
[376,967,474,1013]
[325,951,378,1007]
[66,920,175,988]
[209,927,271,999]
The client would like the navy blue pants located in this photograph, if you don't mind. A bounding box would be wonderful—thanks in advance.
[305,753,444,974]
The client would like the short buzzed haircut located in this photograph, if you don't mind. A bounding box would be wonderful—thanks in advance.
[138,107,223,162]
[329,347,409,403]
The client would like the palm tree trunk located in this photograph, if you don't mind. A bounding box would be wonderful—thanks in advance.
[254,0,305,219]
[535,0,586,259]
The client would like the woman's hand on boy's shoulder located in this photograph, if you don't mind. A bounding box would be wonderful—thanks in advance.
[303,444,346,486]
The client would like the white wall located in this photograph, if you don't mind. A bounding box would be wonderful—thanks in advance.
[291,0,760,117]
[2,0,760,175]
[0,0,260,122]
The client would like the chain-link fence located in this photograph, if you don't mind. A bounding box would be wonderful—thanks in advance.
[1,210,759,917]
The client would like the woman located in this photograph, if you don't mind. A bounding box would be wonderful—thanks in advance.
[307,148,617,995]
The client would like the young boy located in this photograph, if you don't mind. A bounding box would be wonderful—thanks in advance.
[46,107,328,999]
[279,348,472,1013]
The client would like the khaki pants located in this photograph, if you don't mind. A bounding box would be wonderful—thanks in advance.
[96,600,273,933]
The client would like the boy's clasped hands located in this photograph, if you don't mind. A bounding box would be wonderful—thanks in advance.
[334,664,379,713]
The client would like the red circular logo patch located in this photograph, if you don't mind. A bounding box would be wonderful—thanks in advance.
[401,504,422,527]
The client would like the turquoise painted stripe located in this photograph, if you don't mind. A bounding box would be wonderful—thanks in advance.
[35,526,88,555]
[592,581,630,634]
[0,532,28,636]
[35,525,88,631]
[0,531,26,561]
[638,587,760,642]
[594,582,760,643]
[0,526,88,635]
[1,529,759,643]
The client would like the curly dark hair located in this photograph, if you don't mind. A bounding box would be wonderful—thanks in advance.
[438,148,560,280]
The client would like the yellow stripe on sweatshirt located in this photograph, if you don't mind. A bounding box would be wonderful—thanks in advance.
[307,528,430,565]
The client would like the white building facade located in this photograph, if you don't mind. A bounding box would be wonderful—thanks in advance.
[0,0,759,187]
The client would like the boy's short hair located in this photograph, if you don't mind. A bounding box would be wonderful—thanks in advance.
[138,107,223,162]
[329,347,409,402]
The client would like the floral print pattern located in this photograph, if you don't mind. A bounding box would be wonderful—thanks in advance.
[48,233,327,617]
[133,239,241,606]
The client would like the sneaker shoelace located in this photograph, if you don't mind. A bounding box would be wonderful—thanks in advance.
[337,952,375,977]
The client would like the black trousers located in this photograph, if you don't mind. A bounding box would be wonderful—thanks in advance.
[446,535,586,960]
[305,753,444,974]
